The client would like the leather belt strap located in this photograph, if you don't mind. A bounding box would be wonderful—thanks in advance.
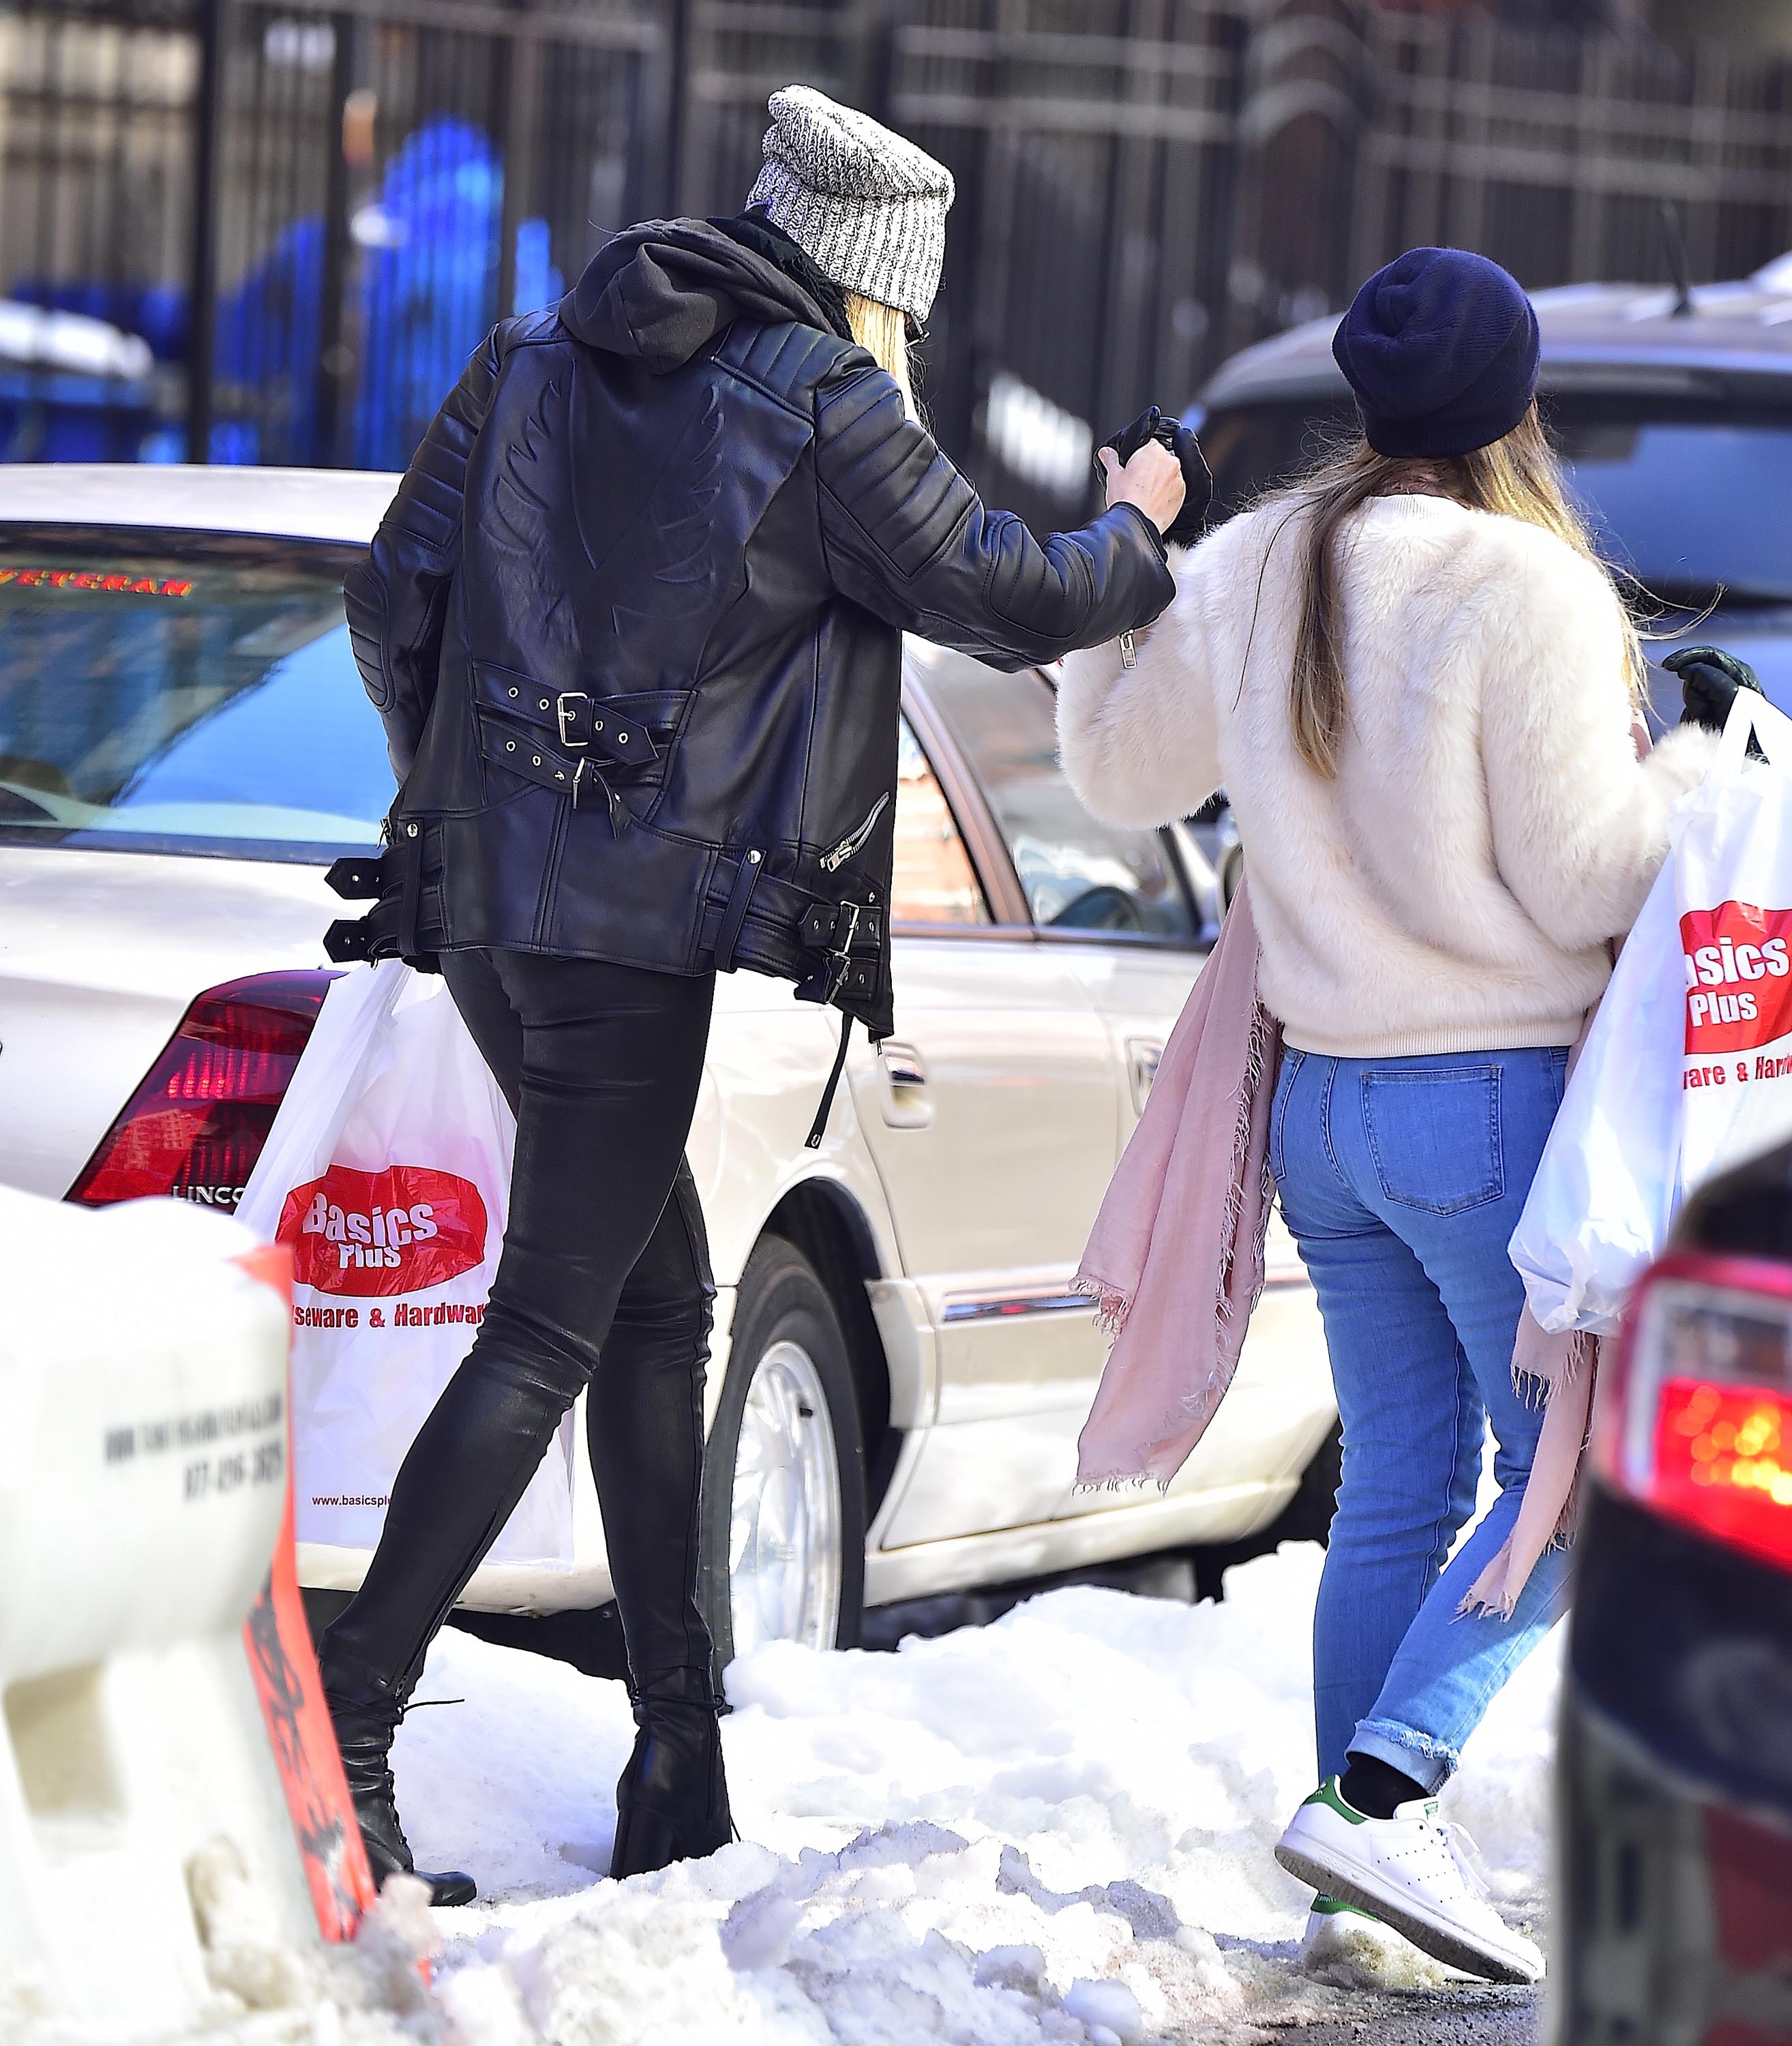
[477,710,636,835]
[552,690,659,763]
[715,849,765,973]
[393,822,423,958]
[797,900,884,954]
[705,857,882,966]
[325,903,397,964]
[326,852,385,900]
[805,1013,853,1151]
[321,829,425,964]
[700,855,878,1148]
[479,715,580,798]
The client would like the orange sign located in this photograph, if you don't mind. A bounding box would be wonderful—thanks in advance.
[234,1245,376,1942]
[243,1492,378,1940]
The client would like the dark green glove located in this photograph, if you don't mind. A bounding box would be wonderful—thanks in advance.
[1665,644,1763,735]
[1099,405,1213,548]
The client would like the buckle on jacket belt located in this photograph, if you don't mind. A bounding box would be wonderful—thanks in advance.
[556,690,591,750]
[571,756,631,837]
[822,901,861,1000]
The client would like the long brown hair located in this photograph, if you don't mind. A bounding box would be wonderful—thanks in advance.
[1274,403,1643,778]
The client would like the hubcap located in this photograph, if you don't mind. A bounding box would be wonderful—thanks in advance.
[729,1339,842,1655]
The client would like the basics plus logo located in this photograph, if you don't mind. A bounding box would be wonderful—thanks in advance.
[276,1165,488,1297]
[1682,901,1792,1054]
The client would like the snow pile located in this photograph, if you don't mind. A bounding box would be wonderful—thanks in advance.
[384,1543,1560,2044]
[28,1545,1558,2043]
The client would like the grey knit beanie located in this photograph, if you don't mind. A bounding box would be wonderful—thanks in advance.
[747,86,955,322]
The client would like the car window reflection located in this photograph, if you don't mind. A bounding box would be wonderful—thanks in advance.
[0,546,391,861]
[890,716,991,926]
[916,653,1197,940]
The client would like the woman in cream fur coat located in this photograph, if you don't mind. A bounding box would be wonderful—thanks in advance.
[1059,248,1743,1985]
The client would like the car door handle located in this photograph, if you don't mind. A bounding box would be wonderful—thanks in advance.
[1128,1039,1162,1116]
[883,1043,927,1089]
[879,1041,932,1129]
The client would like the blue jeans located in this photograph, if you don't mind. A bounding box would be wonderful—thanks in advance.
[1270,1046,1573,1793]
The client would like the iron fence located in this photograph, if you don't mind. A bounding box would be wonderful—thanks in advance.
[3,0,1791,527]
[202,0,668,465]
[1354,10,1792,295]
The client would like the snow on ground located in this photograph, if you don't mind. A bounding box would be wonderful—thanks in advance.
[378,1542,1560,2045]
[38,1543,1560,2045]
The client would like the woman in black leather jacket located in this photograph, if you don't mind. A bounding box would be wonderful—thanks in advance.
[320,85,1185,1899]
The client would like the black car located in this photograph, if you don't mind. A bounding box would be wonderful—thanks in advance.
[1191,256,1792,722]
[1557,1140,1792,2042]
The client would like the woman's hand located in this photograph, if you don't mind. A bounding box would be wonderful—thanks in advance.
[1099,441,1186,541]
[1665,644,1763,733]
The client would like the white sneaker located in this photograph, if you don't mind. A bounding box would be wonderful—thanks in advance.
[1276,1779,1544,1985]
[1300,1897,1454,1990]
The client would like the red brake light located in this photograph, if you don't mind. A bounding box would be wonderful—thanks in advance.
[68,972,337,1211]
[1597,1253,1792,1572]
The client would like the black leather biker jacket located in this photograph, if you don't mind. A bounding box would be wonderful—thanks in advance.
[339,217,1174,1041]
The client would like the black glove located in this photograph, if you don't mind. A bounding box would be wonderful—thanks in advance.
[1098,405,1213,548]
[1665,644,1763,735]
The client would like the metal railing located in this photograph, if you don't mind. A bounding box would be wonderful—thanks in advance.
[3,0,1791,524]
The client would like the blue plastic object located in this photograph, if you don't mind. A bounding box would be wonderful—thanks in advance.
[5,113,563,470]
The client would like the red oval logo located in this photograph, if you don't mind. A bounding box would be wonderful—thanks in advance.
[1681,902,1792,1054]
[276,1165,488,1297]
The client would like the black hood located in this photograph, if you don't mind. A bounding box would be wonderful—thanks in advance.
[562,216,847,373]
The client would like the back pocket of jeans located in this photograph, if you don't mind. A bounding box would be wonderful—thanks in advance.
[1360,1066,1503,1217]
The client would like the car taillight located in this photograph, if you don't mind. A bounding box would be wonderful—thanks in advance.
[67,971,337,1212]
[1596,1251,1792,1573]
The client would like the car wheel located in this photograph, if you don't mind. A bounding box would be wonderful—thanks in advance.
[698,1237,867,1668]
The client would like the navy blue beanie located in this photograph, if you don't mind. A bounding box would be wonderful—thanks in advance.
[1332,248,1540,460]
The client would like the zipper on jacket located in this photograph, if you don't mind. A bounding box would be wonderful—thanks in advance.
[820,792,891,873]
[533,799,570,948]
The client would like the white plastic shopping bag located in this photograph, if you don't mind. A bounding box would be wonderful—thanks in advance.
[1513,690,1792,1333]
[237,961,573,1567]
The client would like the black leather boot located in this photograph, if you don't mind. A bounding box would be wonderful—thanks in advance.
[610,1670,734,1879]
[324,1658,477,1908]
[317,1342,589,1909]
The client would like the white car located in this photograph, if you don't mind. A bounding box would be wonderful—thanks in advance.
[0,465,1335,1663]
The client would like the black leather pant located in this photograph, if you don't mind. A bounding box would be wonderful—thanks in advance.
[321,949,718,1706]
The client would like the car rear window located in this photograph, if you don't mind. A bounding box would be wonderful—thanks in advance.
[1199,394,1792,606]
[1199,398,1357,521]
[1551,402,1792,606]
[0,533,393,863]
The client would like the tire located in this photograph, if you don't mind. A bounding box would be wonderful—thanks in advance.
[698,1237,867,1668]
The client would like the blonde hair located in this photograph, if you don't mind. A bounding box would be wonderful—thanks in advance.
[1274,404,1643,779]
[845,291,918,420]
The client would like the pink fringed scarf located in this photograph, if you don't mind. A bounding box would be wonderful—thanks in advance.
[1074,876,1279,1489]
[1073,874,1595,1613]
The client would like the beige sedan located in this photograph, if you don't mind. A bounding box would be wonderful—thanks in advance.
[0,466,1336,1664]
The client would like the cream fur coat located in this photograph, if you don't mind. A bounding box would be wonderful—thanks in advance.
[1058,493,1720,1058]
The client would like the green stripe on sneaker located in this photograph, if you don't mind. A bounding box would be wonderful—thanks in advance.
[1302,1777,1371,1824]
[1312,1896,1381,1922]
